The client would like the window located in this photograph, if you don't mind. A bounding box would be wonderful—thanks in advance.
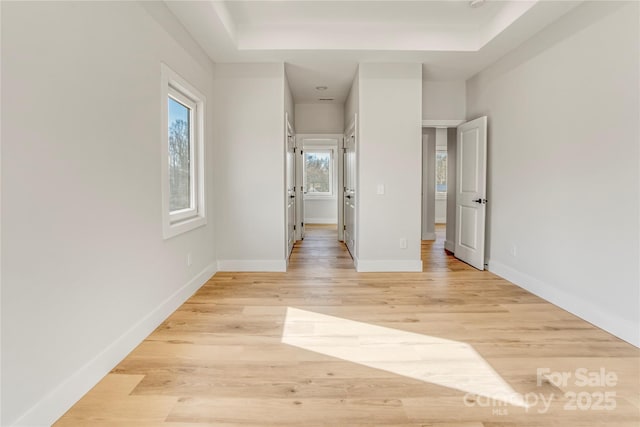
[161,63,206,239]
[436,149,447,198]
[304,149,333,197]
[168,91,194,214]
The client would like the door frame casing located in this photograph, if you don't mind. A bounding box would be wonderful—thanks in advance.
[420,120,464,245]
[421,129,436,241]
[343,115,357,261]
[284,113,296,262]
[295,133,344,240]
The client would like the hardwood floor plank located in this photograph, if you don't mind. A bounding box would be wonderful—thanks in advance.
[54,224,640,426]
[54,374,178,426]
[167,397,409,425]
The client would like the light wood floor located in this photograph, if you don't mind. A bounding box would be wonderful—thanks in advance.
[55,225,640,426]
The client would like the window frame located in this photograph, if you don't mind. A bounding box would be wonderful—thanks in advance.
[167,87,197,222]
[303,147,335,199]
[161,63,206,239]
[435,148,448,200]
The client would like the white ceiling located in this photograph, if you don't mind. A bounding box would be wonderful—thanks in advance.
[165,1,581,104]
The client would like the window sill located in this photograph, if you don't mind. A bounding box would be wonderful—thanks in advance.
[163,215,207,239]
[305,195,336,201]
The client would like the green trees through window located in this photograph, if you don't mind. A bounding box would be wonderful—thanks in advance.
[168,97,191,212]
[304,151,331,194]
[436,150,447,194]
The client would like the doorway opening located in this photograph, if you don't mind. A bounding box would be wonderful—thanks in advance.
[435,138,448,247]
[291,133,355,270]
[421,125,457,270]
[422,127,454,246]
[296,134,343,235]
[420,117,488,271]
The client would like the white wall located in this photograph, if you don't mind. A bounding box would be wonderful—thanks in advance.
[434,195,446,224]
[467,1,639,345]
[422,80,466,120]
[1,2,217,425]
[358,63,423,271]
[344,70,360,131]
[305,199,338,224]
[213,63,287,271]
[295,103,344,134]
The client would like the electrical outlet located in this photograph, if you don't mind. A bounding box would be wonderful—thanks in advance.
[187,252,193,266]
[400,238,407,249]
[510,245,517,257]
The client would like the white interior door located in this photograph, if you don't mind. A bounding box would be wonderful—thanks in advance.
[343,118,357,259]
[337,136,345,242]
[285,117,296,259]
[455,116,487,270]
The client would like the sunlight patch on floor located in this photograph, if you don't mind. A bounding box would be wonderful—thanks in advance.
[281,307,526,407]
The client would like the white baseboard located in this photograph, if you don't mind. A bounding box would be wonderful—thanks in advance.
[444,240,455,252]
[12,262,218,427]
[217,259,286,272]
[488,259,640,348]
[422,232,436,241]
[304,218,337,224]
[356,259,423,272]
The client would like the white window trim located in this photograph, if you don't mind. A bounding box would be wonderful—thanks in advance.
[303,146,336,199]
[161,63,206,239]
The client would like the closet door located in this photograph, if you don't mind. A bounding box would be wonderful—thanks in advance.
[343,116,357,259]
[285,116,296,259]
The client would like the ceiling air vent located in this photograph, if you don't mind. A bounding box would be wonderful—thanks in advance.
[318,98,334,101]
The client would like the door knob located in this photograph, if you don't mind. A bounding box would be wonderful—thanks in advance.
[472,198,487,204]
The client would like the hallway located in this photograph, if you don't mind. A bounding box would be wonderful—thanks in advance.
[292,224,475,273]
[288,225,354,271]
[55,227,640,426]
